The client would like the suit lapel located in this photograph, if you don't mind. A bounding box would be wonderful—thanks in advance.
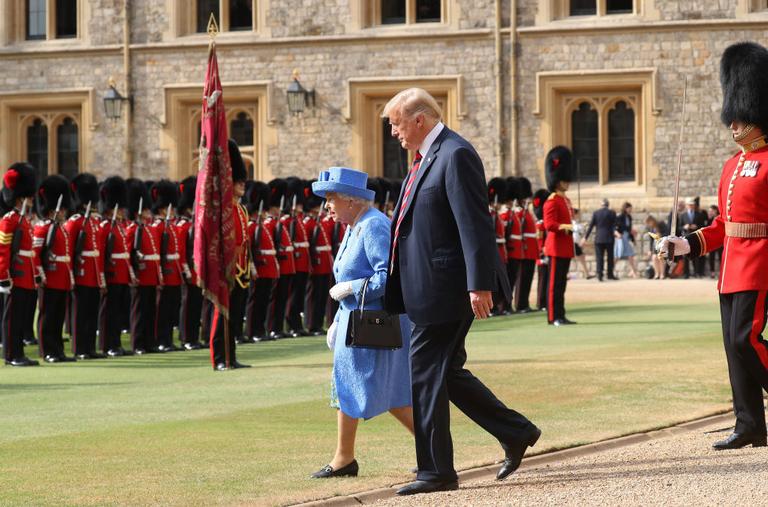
[395,128,448,224]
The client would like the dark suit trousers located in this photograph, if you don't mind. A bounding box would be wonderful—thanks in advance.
[131,286,157,352]
[37,287,68,358]
[548,257,570,323]
[71,285,100,355]
[287,271,309,331]
[306,274,331,331]
[2,287,36,361]
[156,285,181,348]
[515,259,535,311]
[410,313,536,482]
[98,284,130,352]
[594,242,614,279]
[720,291,768,437]
[246,278,274,338]
[536,263,549,310]
[179,283,203,344]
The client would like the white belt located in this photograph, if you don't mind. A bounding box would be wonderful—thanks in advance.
[165,254,180,260]
[81,250,99,257]
[53,255,70,262]
[294,242,310,248]
[284,246,295,252]
[259,249,276,255]
[111,253,130,260]
[18,250,33,257]
[523,233,538,239]
[142,255,160,261]
[508,234,523,240]
[315,246,332,252]
[496,238,505,244]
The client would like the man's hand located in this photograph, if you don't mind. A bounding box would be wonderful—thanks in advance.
[656,236,691,259]
[469,290,493,320]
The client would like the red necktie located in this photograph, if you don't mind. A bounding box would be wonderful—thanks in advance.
[390,152,423,273]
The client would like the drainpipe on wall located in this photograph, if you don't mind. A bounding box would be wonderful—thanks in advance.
[494,0,504,176]
[123,0,133,178]
[509,0,519,176]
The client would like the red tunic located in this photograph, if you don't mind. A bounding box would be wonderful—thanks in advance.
[132,219,163,287]
[33,219,73,291]
[174,216,197,285]
[688,146,768,293]
[491,209,507,263]
[249,218,279,279]
[233,203,251,289]
[543,193,575,259]
[518,209,540,261]
[265,215,295,276]
[101,219,134,285]
[308,214,334,275]
[283,213,310,274]
[64,213,106,289]
[502,207,523,261]
[157,220,183,287]
[0,210,40,290]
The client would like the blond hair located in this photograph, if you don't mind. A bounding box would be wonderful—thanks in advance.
[381,88,443,121]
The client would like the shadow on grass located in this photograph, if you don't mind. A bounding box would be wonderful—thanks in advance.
[0,382,134,390]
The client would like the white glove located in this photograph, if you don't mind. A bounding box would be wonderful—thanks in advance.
[656,236,691,258]
[329,281,354,302]
[326,322,338,350]
[0,281,11,295]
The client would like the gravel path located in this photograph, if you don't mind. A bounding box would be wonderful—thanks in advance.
[375,416,768,506]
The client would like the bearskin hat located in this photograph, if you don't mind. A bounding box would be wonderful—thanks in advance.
[487,177,507,205]
[98,176,127,214]
[366,177,382,206]
[545,146,573,192]
[518,177,533,200]
[267,178,287,210]
[245,181,269,214]
[126,178,149,220]
[2,162,37,208]
[303,179,323,211]
[720,42,768,132]
[69,173,99,211]
[285,177,305,209]
[150,179,179,214]
[177,176,197,213]
[505,177,521,204]
[36,175,71,217]
[532,189,550,220]
[228,139,247,183]
[387,179,402,204]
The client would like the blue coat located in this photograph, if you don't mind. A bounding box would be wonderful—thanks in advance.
[331,207,412,420]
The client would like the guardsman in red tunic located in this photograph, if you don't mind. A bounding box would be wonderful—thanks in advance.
[285,177,311,337]
[176,176,203,350]
[515,177,538,313]
[543,146,575,326]
[326,217,348,324]
[65,173,107,359]
[244,181,278,342]
[266,178,295,339]
[34,175,76,363]
[209,140,251,370]
[305,181,333,335]
[97,176,133,357]
[487,177,509,316]
[127,179,161,355]
[151,180,183,353]
[0,163,39,366]
[532,189,549,312]
[659,42,768,450]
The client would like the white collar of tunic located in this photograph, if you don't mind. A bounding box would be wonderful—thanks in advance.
[418,122,445,159]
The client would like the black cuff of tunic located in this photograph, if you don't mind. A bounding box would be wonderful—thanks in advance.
[685,231,704,258]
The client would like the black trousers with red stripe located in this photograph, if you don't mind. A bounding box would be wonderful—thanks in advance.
[156,285,181,348]
[269,275,293,334]
[24,294,37,343]
[209,286,247,366]
[504,259,519,312]
[99,284,130,353]
[720,290,768,437]
[515,259,536,312]
[245,278,275,339]
[536,263,549,310]
[71,285,101,356]
[179,283,203,344]
[287,271,309,332]
[3,287,36,361]
[547,257,570,323]
[306,274,331,332]
[131,285,157,352]
[38,287,68,359]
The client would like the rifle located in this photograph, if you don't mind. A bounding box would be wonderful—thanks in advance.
[103,205,119,270]
[10,200,28,271]
[160,205,171,273]
[41,194,64,273]
[275,196,286,260]
[251,200,264,266]
[383,190,390,214]
[72,201,91,273]
[520,199,528,252]
[131,197,144,274]
[288,194,297,241]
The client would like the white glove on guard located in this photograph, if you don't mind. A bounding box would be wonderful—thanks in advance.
[656,236,691,258]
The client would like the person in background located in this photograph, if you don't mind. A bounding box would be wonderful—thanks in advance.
[584,199,617,282]
[706,205,722,279]
[514,177,538,313]
[614,202,639,279]
[532,189,549,312]
[176,176,203,350]
[571,208,592,280]
[644,215,668,280]
[681,196,707,278]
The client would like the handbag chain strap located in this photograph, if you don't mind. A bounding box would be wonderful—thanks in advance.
[359,276,371,311]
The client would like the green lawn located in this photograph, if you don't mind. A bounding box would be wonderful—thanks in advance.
[0,300,729,506]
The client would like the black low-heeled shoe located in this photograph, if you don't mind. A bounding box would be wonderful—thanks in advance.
[310,459,359,479]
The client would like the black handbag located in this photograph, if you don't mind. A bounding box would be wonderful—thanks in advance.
[345,277,403,350]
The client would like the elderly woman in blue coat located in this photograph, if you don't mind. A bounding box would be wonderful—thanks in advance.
[310,167,414,479]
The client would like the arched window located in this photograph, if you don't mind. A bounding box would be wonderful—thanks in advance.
[608,101,635,182]
[230,0,253,30]
[57,117,79,180]
[55,0,77,37]
[606,0,633,14]
[197,0,219,32]
[382,117,408,178]
[570,0,596,16]
[571,102,599,181]
[230,111,254,147]
[27,118,48,181]
[26,0,47,40]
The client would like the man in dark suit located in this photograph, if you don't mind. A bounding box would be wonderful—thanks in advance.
[584,199,617,281]
[681,197,707,278]
[383,88,540,496]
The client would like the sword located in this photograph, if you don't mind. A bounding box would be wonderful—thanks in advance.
[666,76,688,265]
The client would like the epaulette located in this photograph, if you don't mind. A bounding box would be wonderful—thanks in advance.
[70,213,82,220]
[3,210,16,219]
[177,218,188,225]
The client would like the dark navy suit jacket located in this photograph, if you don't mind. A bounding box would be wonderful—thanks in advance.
[384,127,510,325]
[585,207,618,244]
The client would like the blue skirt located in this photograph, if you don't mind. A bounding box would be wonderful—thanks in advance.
[614,232,636,259]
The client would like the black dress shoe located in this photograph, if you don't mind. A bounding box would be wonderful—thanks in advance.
[183,342,202,351]
[76,353,90,360]
[497,426,542,481]
[309,329,326,337]
[60,355,77,362]
[23,337,38,346]
[516,308,532,314]
[107,349,124,357]
[156,344,172,352]
[712,432,767,450]
[5,357,39,366]
[396,479,459,496]
[553,318,577,326]
[269,331,285,340]
[134,348,146,355]
[232,361,251,369]
[90,352,107,359]
[44,354,61,363]
[310,459,359,478]
[214,362,228,371]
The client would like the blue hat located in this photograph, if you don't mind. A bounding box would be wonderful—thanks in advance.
[312,167,376,201]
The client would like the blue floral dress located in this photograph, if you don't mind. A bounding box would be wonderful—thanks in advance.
[329,207,412,420]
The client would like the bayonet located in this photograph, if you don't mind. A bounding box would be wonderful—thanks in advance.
[137,197,144,223]
[54,194,63,222]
